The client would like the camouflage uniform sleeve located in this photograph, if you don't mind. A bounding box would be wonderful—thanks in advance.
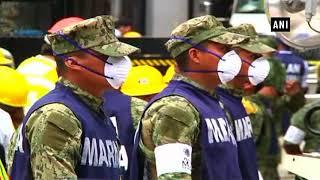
[25,103,82,180]
[6,128,18,170]
[130,97,147,129]
[242,97,265,142]
[286,101,320,151]
[279,92,306,113]
[141,96,200,180]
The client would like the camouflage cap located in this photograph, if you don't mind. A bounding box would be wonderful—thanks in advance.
[47,15,140,57]
[259,36,277,49]
[264,57,286,93]
[228,24,275,54]
[165,15,249,58]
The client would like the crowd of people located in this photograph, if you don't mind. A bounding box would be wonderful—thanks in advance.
[0,14,317,180]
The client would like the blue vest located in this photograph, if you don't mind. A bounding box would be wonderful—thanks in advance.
[10,83,120,180]
[216,87,259,180]
[103,90,135,179]
[275,51,306,83]
[130,80,242,180]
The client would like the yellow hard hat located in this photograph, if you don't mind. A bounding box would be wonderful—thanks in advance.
[163,65,175,83]
[17,55,58,83]
[121,65,167,96]
[123,31,142,38]
[0,66,28,107]
[17,55,58,110]
[0,47,14,67]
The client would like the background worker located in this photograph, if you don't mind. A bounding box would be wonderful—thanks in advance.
[0,66,28,169]
[121,65,167,102]
[243,58,287,180]
[16,55,58,111]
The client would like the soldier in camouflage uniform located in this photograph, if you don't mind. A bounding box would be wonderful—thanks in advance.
[284,99,320,154]
[263,37,307,134]
[215,24,275,180]
[243,57,287,180]
[7,15,141,179]
[283,98,320,180]
[130,15,250,180]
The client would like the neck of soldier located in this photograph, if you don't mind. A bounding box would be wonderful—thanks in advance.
[183,72,219,93]
[63,73,108,98]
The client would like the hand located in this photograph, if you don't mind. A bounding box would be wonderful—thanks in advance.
[284,80,301,96]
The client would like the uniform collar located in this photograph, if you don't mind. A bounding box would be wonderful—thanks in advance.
[59,78,102,113]
[173,73,215,95]
[219,84,244,98]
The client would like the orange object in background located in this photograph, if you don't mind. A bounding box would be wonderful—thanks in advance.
[48,17,84,33]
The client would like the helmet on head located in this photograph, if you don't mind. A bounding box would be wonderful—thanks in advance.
[0,66,28,107]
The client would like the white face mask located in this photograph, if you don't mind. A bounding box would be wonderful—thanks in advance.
[248,57,270,85]
[217,50,242,84]
[104,56,132,89]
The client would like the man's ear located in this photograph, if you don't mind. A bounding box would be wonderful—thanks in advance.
[188,48,201,64]
[64,57,82,71]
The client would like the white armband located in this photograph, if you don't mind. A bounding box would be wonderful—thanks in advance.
[258,170,264,180]
[284,125,305,144]
[154,143,192,177]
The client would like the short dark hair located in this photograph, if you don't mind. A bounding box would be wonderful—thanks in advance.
[175,50,189,70]
[54,55,66,76]
[54,50,86,76]
[0,102,18,112]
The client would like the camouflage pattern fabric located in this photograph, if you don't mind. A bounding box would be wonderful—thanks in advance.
[245,94,281,180]
[6,127,17,172]
[164,15,249,58]
[47,15,140,57]
[259,36,277,49]
[284,100,320,152]
[7,79,88,179]
[278,92,306,114]
[6,79,100,178]
[242,96,264,142]
[264,57,287,93]
[228,24,275,54]
[140,74,207,180]
[7,78,145,179]
[130,97,147,129]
